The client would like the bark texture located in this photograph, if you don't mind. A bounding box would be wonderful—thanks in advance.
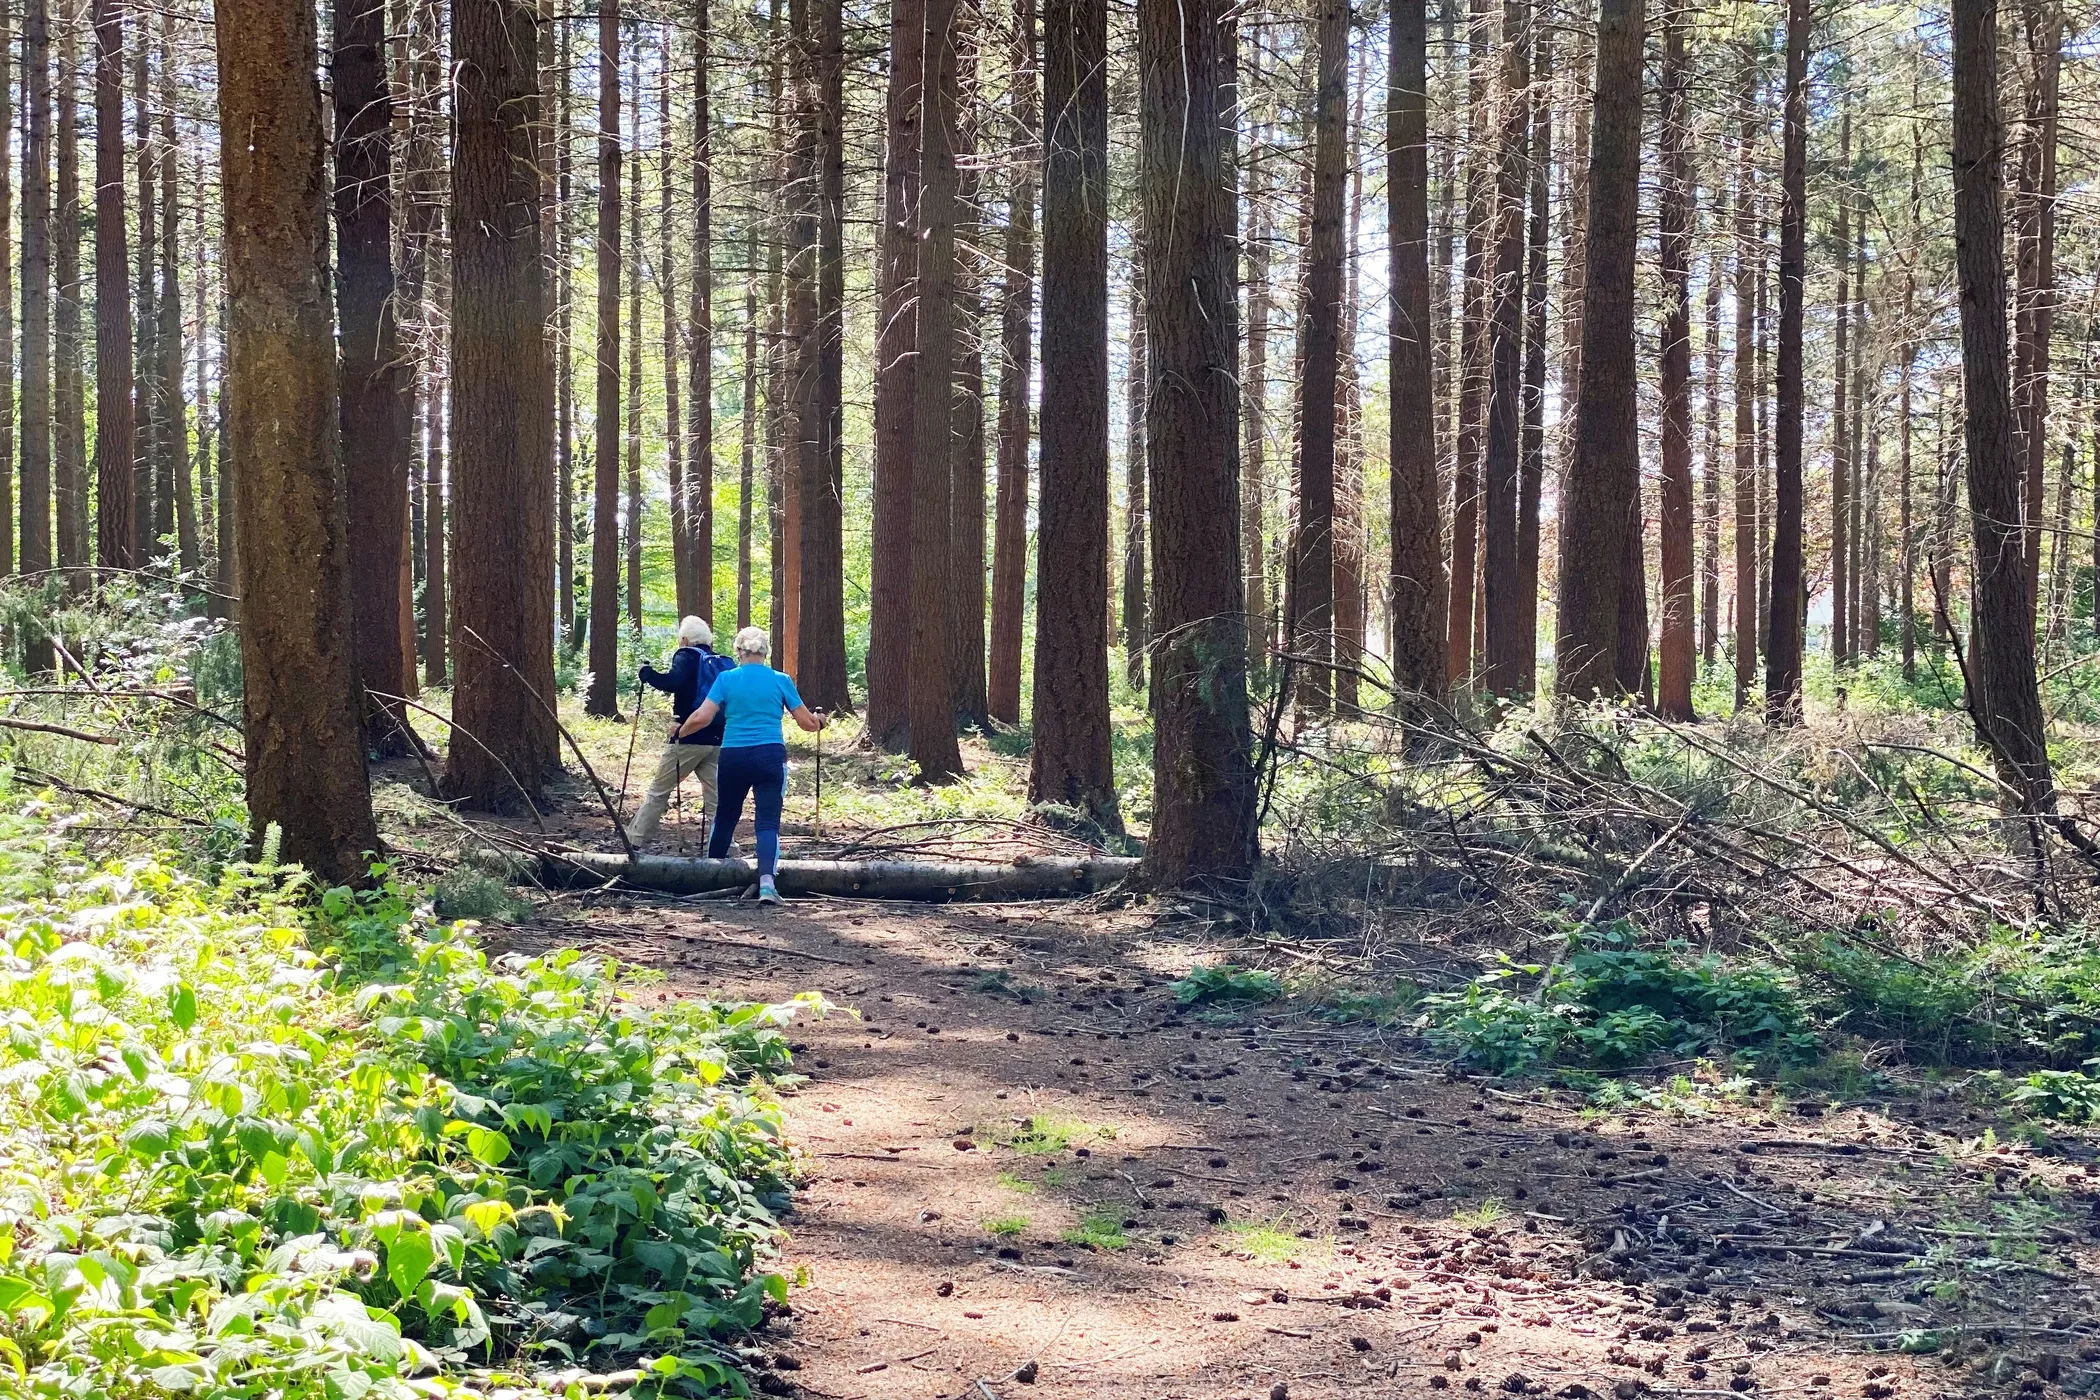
[987,0,1036,726]
[1765,0,1808,721]
[214,0,379,881]
[1388,0,1445,706]
[586,0,622,718]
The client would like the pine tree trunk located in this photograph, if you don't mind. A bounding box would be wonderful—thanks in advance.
[624,53,643,635]
[21,0,52,669]
[0,0,14,581]
[1764,0,1808,721]
[1241,45,1272,667]
[336,0,416,751]
[556,16,576,646]
[1900,93,1920,680]
[1700,143,1723,667]
[793,0,850,708]
[688,1,714,623]
[950,16,988,725]
[213,0,379,880]
[738,218,757,627]
[2013,0,2060,638]
[1389,0,1446,705]
[159,17,191,576]
[1516,19,1547,696]
[1559,0,1591,477]
[987,0,1035,726]
[1656,4,1694,720]
[1830,107,1851,666]
[1332,47,1369,712]
[586,0,622,717]
[1551,0,1643,703]
[1448,0,1491,685]
[1479,0,1526,698]
[405,0,447,684]
[1952,0,2054,814]
[866,0,924,747]
[1137,0,1256,884]
[660,53,686,622]
[1289,0,1346,713]
[136,36,159,557]
[1122,260,1147,690]
[907,0,964,779]
[53,12,82,574]
[446,0,561,805]
[1731,46,1757,710]
[1026,0,1115,823]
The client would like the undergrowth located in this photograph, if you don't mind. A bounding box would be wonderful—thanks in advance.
[0,776,821,1398]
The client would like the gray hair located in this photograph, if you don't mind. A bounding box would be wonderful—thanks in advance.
[677,615,715,648]
[733,626,770,661]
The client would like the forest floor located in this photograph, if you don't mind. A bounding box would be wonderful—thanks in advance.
[424,726,2100,1400]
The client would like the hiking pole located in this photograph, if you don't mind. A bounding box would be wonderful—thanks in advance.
[813,712,824,841]
[619,684,647,824]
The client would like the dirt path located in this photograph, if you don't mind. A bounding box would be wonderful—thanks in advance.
[500,892,2100,1400]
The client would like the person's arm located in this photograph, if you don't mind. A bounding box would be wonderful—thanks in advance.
[790,705,826,733]
[638,655,678,692]
[676,698,722,739]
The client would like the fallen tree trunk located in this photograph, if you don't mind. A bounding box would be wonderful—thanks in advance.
[540,850,1139,901]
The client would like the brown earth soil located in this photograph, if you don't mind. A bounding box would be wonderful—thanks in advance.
[492,883,2100,1400]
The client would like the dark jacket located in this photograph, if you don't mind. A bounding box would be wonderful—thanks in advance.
[640,645,729,745]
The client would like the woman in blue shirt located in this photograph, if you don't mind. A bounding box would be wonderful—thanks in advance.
[676,626,827,903]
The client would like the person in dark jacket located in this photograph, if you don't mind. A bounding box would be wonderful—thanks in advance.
[625,616,732,847]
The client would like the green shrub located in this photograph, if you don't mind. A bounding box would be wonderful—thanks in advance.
[2004,1061,2100,1122]
[1418,925,1819,1074]
[0,787,820,1398]
[1170,963,1283,1006]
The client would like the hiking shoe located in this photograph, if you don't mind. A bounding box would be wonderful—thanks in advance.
[757,881,783,906]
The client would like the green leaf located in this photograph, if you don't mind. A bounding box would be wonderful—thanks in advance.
[465,1126,511,1166]
[384,1230,437,1301]
[169,983,198,1031]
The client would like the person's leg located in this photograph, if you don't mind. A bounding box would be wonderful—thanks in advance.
[751,747,787,879]
[625,745,683,845]
[710,748,755,859]
[694,746,722,837]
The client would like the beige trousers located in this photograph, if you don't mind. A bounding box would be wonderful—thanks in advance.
[625,743,721,846]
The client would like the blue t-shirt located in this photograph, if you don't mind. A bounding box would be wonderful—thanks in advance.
[706,663,806,748]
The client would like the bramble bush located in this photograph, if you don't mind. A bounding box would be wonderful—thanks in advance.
[0,778,820,1398]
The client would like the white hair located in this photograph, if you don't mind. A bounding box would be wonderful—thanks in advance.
[677,615,715,648]
[733,626,770,661]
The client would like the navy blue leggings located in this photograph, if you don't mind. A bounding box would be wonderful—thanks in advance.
[710,743,787,875]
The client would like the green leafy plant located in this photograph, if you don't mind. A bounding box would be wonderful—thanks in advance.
[982,1214,1030,1237]
[1170,963,1283,1006]
[2004,1061,2100,1122]
[1062,1212,1128,1251]
[0,785,821,1398]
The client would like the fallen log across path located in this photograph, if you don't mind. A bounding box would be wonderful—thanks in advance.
[540,850,1140,901]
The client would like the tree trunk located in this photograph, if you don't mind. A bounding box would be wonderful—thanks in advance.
[1479,0,1526,698]
[987,0,1036,726]
[738,218,757,627]
[1289,0,1346,714]
[2013,0,2060,638]
[586,0,622,718]
[555,14,575,646]
[21,0,52,669]
[1448,0,1491,685]
[546,849,1140,900]
[1830,106,1851,667]
[1027,0,1114,825]
[214,0,379,881]
[1655,4,1693,720]
[1389,0,1445,705]
[950,16,988,725]
[132,31,154,558]
[158,18,191,577]
[1516,20,1547,696]
[1122,259,1147,690]
[53,9,82,574]
[1137,0,1256,884]
[660,53,686,623]
[908,0,964,780]
[1241,45,1272,667]
[1559,0,1591,467]
[1731,46,1757,710]
[866,0,925,747]
[335,0,416,752]
[1332,48,1369,712]
[1700,134,1723,668]
[1551,0,1643,703]
[1900,86,1920,681]
[0,0,14,581]
[687,0,714,624]
[624,53,642,635]
[446,0,561,806]
[1764,0,1808,722]
[793,0,850,709]
[1952,0,2054,814]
